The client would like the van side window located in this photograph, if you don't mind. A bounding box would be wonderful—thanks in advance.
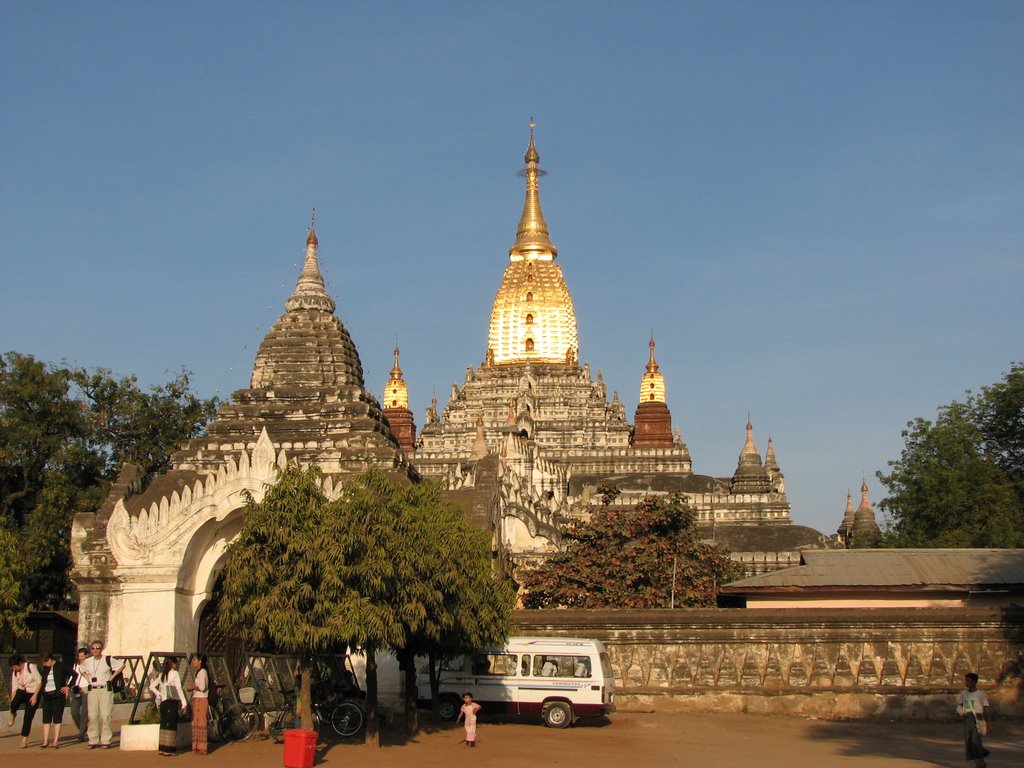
[477,653,517,676]
[532,654,592,677]
[521,655,531,676]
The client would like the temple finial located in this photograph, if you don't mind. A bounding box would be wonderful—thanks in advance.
[286,216,334,313]
[307,207,318,245]
[645,332,660,374]
[511,118,555,258]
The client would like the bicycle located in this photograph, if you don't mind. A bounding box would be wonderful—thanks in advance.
[267,689,364,742]
[218,685,262,741]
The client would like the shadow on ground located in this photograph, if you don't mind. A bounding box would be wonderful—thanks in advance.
[802,717,1024,768]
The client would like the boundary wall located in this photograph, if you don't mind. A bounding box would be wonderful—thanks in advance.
[511,607,1024,719]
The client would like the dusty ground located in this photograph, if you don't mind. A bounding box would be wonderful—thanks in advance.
[2,711,1022,767]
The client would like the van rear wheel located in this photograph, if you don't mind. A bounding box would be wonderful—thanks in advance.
[438,695,461,721]
[542,701,573,728]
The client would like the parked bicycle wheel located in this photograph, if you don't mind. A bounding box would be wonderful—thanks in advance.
[269,708,319,743]
[220,702,258,741]
[329,700,363,737]
[207,708,223,743]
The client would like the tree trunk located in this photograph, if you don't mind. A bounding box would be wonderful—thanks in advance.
[364,647,379,748]
[428,651,440,716]
[397,647,418,736]
[298,655,314,733]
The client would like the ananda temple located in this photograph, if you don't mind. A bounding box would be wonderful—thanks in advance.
[70,126,851,653]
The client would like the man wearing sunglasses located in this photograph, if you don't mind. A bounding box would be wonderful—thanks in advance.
[78,641,124,749]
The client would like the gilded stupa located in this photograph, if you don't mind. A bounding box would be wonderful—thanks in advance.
[414,125,815,569]
[486,121,579,366]
[382,342,416,452]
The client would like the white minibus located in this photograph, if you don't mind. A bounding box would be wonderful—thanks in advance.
[416,636,615,728]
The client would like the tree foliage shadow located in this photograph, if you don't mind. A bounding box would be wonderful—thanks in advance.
[802,717,1024,768]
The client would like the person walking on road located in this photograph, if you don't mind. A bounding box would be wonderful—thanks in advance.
[38,651,73,749]
[7,654,41,748]
[958,672,993,768]
[457,692,482,747]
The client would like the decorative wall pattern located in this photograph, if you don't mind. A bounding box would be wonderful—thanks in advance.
[513,607,1024,718]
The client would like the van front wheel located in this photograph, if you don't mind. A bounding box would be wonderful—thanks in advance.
[542,701,573,728]
[438,695,461,721]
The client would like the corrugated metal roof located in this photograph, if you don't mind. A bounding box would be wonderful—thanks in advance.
[723,549,1024,591]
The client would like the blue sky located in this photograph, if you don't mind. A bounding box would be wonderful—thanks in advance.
[2,1,1022,536]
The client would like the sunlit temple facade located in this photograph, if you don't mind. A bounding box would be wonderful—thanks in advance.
[409,126,830,572]
[70,126,831,654]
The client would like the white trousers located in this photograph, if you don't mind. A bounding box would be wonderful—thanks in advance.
[86,688,114,746]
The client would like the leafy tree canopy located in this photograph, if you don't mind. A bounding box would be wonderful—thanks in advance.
[0,351,218,613]
[519,489,740,609]
[219,465,515,742]
[0,526,27,648]
[879,361,1024,547]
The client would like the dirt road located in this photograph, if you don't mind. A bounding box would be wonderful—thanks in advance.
[3,712,1022,767]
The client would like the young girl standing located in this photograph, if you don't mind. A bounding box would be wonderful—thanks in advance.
[456,692,481,747]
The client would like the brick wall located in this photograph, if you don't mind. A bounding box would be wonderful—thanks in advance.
[512,607,1024,719]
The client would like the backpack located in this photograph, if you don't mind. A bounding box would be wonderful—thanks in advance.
[206,674,220,709]
[106,656,125,694]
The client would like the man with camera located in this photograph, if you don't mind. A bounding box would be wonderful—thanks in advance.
[78,641,125,749]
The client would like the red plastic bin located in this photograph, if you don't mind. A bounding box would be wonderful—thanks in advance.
[283,728,317,768]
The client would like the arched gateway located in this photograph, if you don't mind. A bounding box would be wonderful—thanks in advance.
[71,224,415,653]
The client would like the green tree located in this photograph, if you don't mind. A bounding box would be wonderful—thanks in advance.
[0,351,218,609]
[328,468,514,744]
[519,490,739,609]
[220,466,516,745]
[381,478,515,734]
[973,361,1024,504]
[0,526,27,649]
[879,387,1024,548]
[71,367,218,483]
[219,465,345,732]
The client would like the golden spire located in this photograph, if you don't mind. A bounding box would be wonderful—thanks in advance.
[382,338,409,410]
[638,333,666,403]
[486,121,579,365]
[285,213,335,313]
[646,332,659,373]
[510,118,557,261]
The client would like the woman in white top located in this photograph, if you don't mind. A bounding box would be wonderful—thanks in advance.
[958,672,992,768]
[149,657,187,756]
[7,654,42,748]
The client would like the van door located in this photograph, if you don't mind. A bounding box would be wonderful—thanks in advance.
[470,651,519,715]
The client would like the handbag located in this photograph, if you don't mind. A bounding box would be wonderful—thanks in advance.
[973,712,988,736]
[178,704,193,723]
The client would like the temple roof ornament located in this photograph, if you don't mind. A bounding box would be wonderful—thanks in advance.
[639,333,667,403]
[251,221,363,389]
[486,121,579,365]
[732,417,772,493]
[853,476,880,536]
[285,210,335,314]
[383,341,409,410]
[764,437,779,473]
[740,418,760,462]
[838,490,856,536]
[512,118,557,260]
